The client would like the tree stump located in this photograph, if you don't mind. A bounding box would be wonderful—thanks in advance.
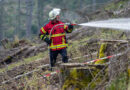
[99,39,129,89]
[59,63,107,90]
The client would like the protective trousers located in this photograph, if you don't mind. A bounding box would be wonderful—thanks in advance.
[50,48,68,67]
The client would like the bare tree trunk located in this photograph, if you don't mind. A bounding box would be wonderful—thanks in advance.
[37,0,44,33]
[26,0,33,38]
[0,0,5,41]
[18,0,21,35]
[37,0,41,33]
[15,0,21,36]
[92,0,96,12]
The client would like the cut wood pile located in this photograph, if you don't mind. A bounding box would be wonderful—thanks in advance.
[0,39,47,67]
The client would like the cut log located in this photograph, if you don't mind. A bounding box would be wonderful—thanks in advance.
[0,42,47,66]
[0,46,29,64]
[100,39,129,43]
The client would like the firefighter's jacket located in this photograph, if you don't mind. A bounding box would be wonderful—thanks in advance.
[40,20,73,51]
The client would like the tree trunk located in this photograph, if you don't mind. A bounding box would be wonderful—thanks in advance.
[0,0,5,41]
[37,0,44,33]
[26,0,33,38]
[18,0,21,35]
[15,0,21,36]
[92,0,96,12]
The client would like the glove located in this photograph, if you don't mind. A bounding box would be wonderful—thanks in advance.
[66,24,73,33]
[44,36,51,44]
[68,24,73,30]
[40,34,51,44]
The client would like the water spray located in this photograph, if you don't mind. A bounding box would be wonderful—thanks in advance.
[72,18,130,31]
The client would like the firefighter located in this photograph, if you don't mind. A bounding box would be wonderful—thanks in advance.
[39,8,73,70]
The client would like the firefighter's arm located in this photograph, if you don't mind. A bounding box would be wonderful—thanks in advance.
[64,24,73,33]
[39,27,51,44]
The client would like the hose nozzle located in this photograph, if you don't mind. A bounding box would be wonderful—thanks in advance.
[71,24,77,26]
[65,23,77,26]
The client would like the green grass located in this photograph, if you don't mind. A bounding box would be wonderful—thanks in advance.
[24,51,48,63]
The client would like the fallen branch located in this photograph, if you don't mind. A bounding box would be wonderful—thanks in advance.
[0,46,29,64]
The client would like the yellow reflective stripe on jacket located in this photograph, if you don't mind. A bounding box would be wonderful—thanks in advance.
[41,27,46,34]
[40,35,44,39]
[62,37,65,44]
[64,25,67,29]
[51,33,65,37]
[49,44,68,49]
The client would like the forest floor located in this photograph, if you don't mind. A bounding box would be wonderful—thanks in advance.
[0,0,130,90]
